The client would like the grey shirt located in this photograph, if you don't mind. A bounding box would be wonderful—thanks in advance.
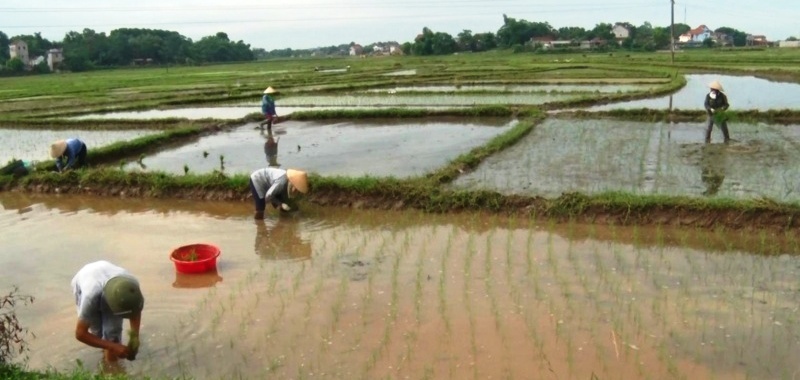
[250,167,290,205]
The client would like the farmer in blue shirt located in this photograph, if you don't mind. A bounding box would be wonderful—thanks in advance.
[259,86,278,131]
[51,138,88,172]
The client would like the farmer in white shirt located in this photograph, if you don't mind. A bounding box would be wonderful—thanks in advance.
[71,261,144,362]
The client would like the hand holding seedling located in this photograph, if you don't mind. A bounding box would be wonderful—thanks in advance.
[127,330,140,360]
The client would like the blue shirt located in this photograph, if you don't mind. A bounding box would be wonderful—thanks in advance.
[56,138,86,171]
[261,95,276,116]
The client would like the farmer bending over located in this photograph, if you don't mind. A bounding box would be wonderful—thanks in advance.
[250,167,308,219]
[51,138,88,171]
[72,260,144,362]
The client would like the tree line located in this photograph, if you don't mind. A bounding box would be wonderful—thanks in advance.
[0,14,775,74]
[0,28,253,74]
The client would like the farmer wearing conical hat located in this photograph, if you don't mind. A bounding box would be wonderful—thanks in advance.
[259,86,278,132]
[249,167,309,219]
[704,80,731,143]
[50,138,88,172]
[71,261,144,362]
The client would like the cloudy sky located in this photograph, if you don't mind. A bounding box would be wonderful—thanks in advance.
[2,0,798,50]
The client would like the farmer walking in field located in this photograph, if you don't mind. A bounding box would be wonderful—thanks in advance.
[250,167,308,219]
[51,138,88,171]
[704,80,731,144]
[71,260,144,363]
[259,86,278,131]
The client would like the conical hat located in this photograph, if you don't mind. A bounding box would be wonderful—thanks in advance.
[709,80,724,91]
[50,140,67,158]
[286,169,309,194]
[264,86,277,94]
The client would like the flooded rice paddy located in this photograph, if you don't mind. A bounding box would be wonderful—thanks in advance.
[366,83,659,94]
[589,74,800,111]
[124,118,515,177]
[2,192,799,379]
[0,129,159,164]
[452,119,800,202]
[277,93,577,107]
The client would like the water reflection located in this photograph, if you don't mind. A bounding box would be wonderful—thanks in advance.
[699,144,728,196]
[172,269,223,289]
[590,74,800,111]
[254,217,312,261]
[261,128,280,167]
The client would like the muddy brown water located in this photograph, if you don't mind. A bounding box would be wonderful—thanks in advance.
[453,118,800,202]
[123,118,516,178]
[2,192,799,379]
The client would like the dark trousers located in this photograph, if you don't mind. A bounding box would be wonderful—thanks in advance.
[705,118,730,143]
[250,179,267,213]
[75,143,88,168]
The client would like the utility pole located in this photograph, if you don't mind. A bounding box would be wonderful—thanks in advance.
[670,0,675,64]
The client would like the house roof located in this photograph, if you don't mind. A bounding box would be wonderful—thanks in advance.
[688,25,711,35]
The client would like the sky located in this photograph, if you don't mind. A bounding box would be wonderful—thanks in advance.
[1,1,798,50]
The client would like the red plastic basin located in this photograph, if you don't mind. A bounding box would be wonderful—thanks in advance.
[170,243,221,274]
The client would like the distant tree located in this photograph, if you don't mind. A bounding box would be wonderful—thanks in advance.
[457,30,476,52]
[672,23,691,38]
[0,31,9,62]
[702,37,715,48]
[191,32,254,62]
[411,27,457,55]
[587,23,615,41]
[473,32,497,51]
[787,36,799,41]
[652,27,672,49]
[401,42,413,55]
[63,29,111,66]
[557,26,588,41]
[5,57,25,73]
[496,14,556,47]
[62,51,93,72]
[715,27,747,47]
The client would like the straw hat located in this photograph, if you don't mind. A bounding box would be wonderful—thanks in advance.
[50,140,67,158]
[263,86,277,94]
[709,80,724,91]
[286,169,309,194]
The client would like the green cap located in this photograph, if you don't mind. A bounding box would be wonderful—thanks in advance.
[103,276,144,316]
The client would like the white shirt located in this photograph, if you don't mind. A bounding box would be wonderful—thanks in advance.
[71,261,137,323]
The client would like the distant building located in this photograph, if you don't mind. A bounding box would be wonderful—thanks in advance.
[349,44,363,56]
[746,35,769,46]
[779,40,800,48]
[580,38,607,49]
[9,40,30,66]
[612,23,632,43]
[678,25,713,44]
[47,48,64,71]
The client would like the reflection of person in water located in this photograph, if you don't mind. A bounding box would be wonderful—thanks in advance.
[254,218,312,261]
[264,129,280,167]
[699,144,727,196]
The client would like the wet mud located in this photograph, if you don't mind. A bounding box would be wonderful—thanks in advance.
[452,118,800,202]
